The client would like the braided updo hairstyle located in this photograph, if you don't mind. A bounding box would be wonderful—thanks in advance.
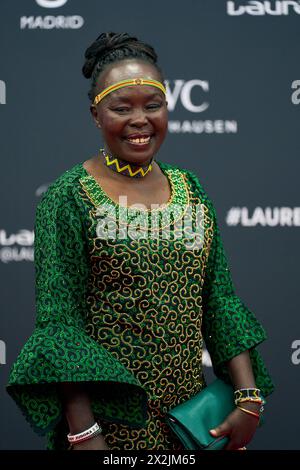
[82,32,164,102]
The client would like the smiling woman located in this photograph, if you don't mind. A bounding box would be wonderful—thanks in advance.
[91,62,168,169]
[6,31,274,451]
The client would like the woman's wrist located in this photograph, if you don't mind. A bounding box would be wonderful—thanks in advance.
[238,400,262,412]
[69,433,109,451]
[67,420,109,450]
[59,382,96,434]
[67,421,102,445]
[234,386,265,414]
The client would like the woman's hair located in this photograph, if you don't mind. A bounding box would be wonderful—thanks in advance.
[82,32,164,102]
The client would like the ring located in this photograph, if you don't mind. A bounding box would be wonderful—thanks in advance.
[237,447,247,450]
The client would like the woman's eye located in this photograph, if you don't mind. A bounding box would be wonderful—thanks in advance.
[113,107,131,113]
[146,103,162,110]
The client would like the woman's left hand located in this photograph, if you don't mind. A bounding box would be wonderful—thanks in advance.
[209,402,260,450]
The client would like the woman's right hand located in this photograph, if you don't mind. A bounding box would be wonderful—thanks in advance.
[71,433,110,450]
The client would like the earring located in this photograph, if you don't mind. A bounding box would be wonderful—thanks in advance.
[96,121,101,129]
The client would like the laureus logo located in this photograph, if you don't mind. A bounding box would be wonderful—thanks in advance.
[0,229,34,263]
[227,1,300,15]
[35,0,68,7]
[226,207,300,226]
[0,80,6,104]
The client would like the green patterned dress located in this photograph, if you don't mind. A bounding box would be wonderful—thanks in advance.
[6,159,274,450]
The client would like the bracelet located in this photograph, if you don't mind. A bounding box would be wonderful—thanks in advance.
[235,397,262,405]
[234,388,262,402]
[67,422,103,444]
[235,397,264,413]
[235,388,265,408]
[237,406,260,420]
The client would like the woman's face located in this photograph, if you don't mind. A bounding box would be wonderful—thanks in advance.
[91,60,168,165]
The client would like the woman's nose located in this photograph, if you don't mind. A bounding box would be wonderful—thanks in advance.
[129,108,148,127]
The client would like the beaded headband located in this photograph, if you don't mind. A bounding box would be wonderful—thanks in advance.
[93,78,167,106]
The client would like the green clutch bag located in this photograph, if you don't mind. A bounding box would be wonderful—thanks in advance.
[165,379,235,450]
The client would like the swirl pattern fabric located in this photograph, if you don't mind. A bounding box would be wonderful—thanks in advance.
[6,159,274,450]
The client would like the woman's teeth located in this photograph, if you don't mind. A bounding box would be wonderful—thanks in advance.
[127,136,151,144]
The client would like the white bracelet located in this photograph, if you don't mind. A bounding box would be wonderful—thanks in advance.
[67,422,102,444]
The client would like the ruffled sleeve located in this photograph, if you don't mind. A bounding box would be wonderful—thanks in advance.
[184,169,274,397]
[6,181,148,441]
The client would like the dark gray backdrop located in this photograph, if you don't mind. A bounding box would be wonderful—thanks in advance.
[1,0,299,450]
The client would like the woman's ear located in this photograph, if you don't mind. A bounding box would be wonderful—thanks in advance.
[90,105,101,129]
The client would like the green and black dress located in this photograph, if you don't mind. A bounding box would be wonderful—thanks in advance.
[6,159,274,450]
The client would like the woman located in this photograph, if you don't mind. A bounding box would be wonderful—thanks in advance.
[6,32,274,451]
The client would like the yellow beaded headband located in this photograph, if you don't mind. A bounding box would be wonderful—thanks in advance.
[93,78,167,106]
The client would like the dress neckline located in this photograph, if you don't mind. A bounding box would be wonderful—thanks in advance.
[80,159,182,213]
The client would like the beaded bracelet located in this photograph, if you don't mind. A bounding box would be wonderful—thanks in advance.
[67,422,103,444]
[234,388,262,402]
[234,388,265,413]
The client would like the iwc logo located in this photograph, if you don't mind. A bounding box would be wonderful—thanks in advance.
[166,79,238,135]
[166,79,209,113]
[20,0,84,30]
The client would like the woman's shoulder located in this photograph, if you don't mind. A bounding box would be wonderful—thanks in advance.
[39,162,84,200]
[157,158,205,186]
[157,159,214,210]
[36,161,85,212]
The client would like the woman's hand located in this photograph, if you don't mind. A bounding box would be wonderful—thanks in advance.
[71,433,110,450]
[209,402,261,450]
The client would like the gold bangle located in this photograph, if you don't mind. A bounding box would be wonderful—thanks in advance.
[237,406,260,419]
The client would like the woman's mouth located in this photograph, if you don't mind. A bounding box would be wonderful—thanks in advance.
[124,134,152,146]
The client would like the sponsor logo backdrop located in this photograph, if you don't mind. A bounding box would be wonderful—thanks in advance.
[0,0,298,449]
